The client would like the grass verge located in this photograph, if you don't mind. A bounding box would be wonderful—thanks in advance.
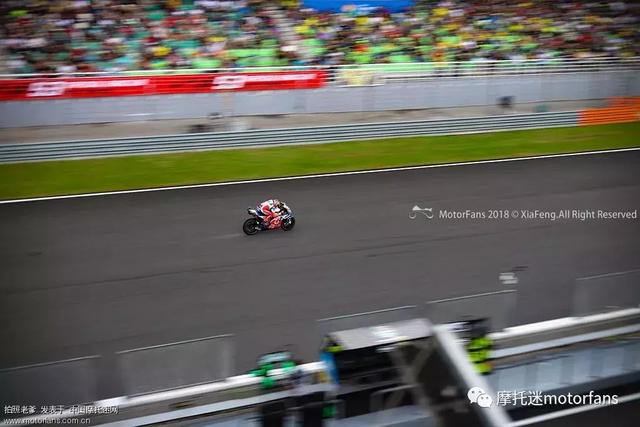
[0,122,638,200]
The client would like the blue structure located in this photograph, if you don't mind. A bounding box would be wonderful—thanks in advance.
[302,1,414,13]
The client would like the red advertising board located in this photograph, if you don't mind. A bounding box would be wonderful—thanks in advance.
[0,71,326,101]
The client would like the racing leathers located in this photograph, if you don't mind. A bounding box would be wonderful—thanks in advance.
[256,199,285,229]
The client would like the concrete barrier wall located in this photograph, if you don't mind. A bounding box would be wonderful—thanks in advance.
[1,71,638,128]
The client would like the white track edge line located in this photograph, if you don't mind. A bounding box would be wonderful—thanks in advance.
[1,147,638,204]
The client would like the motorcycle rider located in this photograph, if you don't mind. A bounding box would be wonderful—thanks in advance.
[256,199,287,229]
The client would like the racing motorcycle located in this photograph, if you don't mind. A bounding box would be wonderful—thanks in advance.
[243,206,295,235]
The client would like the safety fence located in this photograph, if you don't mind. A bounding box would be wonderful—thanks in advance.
[0,111,582,163]
[116,334,235,396]
[573,269,640,317]
[0,356,101,409]
[2,286,639,425]
[0,295,518,411]
[2,57,638,81]
[317,306,423,343]
[425,289,518,332]
[0,336,236,411]
[489,338,640,393]
[0,58,638,102]
[340,57,640,86]
[4,105,639,163]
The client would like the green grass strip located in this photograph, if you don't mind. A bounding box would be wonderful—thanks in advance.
[0,122,638,200]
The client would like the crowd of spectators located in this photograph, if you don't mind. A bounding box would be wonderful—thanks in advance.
[1,0,638,74]
[290,1,640,65]
[1,0,286,73]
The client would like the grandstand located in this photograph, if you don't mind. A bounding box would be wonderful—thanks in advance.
[1,0,639,74]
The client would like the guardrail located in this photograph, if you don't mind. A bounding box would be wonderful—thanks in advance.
[2,57,639,83]
[3,308,639,426]
[0,111,580,163]
[5,308,640,426]
[490,307,640,358]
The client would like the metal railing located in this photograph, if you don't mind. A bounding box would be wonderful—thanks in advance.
[1,57,638,84]
[425,289,518,332]
[0,355,101,409]
[0,111,580,163]
[3,307,639,426]
[489,338,640,393]
[116,334,235,396]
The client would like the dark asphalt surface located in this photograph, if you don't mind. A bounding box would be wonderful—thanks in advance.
[1,151,639,400]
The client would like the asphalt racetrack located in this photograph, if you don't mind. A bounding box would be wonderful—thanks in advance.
[1,150,639,398]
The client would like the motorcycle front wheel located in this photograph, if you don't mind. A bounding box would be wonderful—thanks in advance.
[281,217,295,231]
[243,218,260,235]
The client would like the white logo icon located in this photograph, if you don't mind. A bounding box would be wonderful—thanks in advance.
[409,205,434,219]
[27,81,67,97]
[212,75,247,90]
[468,387,493,408]
[477,394,493,408]
[467,387,484,403]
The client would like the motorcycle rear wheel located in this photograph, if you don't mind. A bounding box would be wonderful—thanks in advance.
[243,218,260,235]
